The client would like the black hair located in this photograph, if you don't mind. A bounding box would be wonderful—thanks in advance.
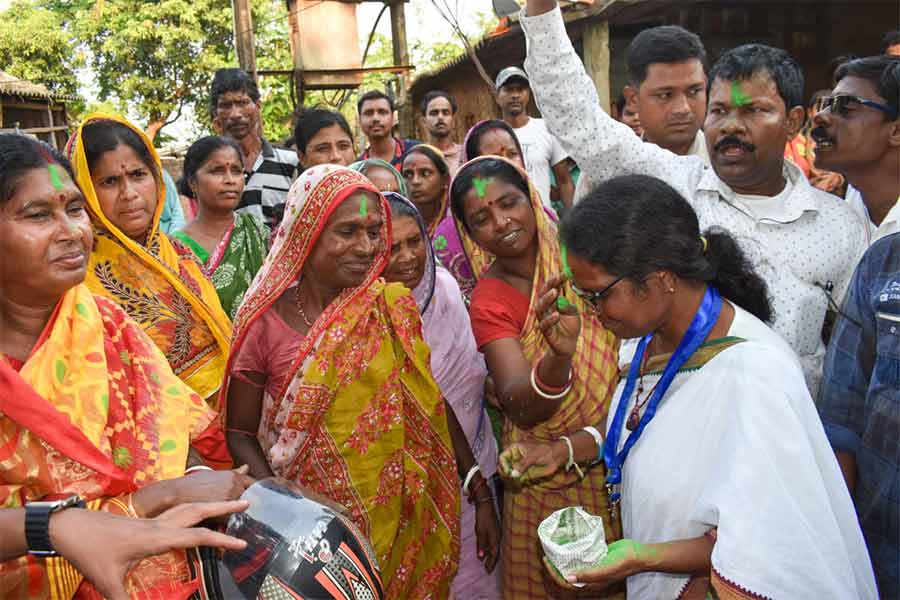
[293,108,354,154]
[357,90,394,114]
[615,92,628,114]
[209,68,260,118]
[403,145,450,179]
[450,158,530,234]
[626,25,707,86]
[176,136,244,199]
[834,55,900,115]
[561,174,772,322]
[882,30,900,54]
[387,195,420,222]
[708,44,804,109]
[420,90,458,115]
[0,133,75,204]
[81,120,158,180]
[464,119,524,163]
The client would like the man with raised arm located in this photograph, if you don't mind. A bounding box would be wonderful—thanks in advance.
[520,0,865,395]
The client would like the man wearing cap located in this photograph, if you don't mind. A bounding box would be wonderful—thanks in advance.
[496,66,575,211]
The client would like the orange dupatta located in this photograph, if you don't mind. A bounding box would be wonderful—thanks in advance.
[0,284,218,599]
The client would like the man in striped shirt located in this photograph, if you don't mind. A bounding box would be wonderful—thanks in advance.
[211,68,298,228]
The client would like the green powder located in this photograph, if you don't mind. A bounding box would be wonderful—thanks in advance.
[598,540,658,568]
[359,195,368,217]
[48,164,64,190]
[730,81,751,107]
[557,297,571,310]
[560,243,573,279]
[472,176,491,198]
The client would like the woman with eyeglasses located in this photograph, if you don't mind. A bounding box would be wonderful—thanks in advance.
[448,156,622,599]
[499,174,877,599]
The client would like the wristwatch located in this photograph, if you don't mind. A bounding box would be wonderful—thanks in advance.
[25,495,86,556]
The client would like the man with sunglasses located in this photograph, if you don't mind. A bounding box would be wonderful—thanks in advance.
[519,0,865,397]
[812,56,900,246]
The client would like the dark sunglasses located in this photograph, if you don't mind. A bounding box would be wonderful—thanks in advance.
[570,276,625,311]
[816,94,899,120]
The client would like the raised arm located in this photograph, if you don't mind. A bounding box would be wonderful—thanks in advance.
[521,1,701,200]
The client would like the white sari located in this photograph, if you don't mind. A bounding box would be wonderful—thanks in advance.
[606,303,877,599]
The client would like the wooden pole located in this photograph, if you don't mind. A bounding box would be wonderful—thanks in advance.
[389,0,413,137]
[232,0,258,82]
[582,20,611,114]
[286,0,305,106]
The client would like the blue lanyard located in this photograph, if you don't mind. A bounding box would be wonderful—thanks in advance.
[603,286,723,503]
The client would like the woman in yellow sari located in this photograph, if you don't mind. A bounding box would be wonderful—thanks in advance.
[223,164,459,598]
[66,115,231,408]
[0,134,252,599]
[448,156,622,599]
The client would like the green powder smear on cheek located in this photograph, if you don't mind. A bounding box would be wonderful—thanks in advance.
[359,194,368,217]
[48,164,64,190]
[472,176,492,199]
[731,80,751,107]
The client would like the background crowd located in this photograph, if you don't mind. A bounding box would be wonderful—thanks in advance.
[0,2,898,599]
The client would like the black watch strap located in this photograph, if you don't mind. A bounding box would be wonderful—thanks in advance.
[25,495,85,556]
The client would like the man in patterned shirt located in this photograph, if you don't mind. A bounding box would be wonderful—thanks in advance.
[520,0,865,395]
[211,68,298,229]
[819,233,900,597]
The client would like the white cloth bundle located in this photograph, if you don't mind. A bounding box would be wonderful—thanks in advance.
[538,506,608,586]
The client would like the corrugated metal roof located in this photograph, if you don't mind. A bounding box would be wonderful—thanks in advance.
[0,71,75,101]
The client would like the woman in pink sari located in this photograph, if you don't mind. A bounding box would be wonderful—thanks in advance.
[383,192,501,599]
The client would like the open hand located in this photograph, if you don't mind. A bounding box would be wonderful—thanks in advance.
[51,500,249,600]
[535,274,581,358]
[497,441,566,484]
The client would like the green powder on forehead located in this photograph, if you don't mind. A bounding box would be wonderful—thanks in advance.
[359,194,368,217]
[560,243,573,279]
[48,164,64,190]
[731,81,752,107]
[472,176,492,198]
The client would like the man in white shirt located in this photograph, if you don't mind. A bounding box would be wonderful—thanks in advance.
[521,0,865,395]
[495,66,575,211]
[812,55,900,246]
[623,25,710,162]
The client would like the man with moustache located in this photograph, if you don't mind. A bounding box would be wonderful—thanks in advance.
[210,68,298,228]
[421,90,463,176]
[623,25,710,162]
[358,90,420,169]
[520,0,865,395]
[812,56,900,246]
[495,66,575,211]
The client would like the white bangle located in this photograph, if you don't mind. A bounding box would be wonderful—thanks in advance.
[581,426,604,459]
[560,435,584,479]
[184,465,213,475]
[462,465,481,495]
[530,364,572,400]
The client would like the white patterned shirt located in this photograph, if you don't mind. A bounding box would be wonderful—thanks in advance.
[520,6,866,395]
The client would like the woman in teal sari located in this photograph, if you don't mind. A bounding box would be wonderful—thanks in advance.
[172,136,269,319]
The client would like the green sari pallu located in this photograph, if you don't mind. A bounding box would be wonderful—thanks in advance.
[172,213,269,319]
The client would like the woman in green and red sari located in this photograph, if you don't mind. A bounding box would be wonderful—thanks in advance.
[172,136,269,320]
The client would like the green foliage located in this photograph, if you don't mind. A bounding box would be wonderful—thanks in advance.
[0,0,84,110]
[72,0,234,135]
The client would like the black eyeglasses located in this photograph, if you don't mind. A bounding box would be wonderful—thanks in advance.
[570,276,625,312]
[816,94,899,120]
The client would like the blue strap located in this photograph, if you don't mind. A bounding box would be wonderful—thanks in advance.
[603,286,723,501]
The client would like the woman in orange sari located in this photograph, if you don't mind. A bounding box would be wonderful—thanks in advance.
[66,115,232,409]
[0,134,252,599]
[448,156,622,599]
[224,164,459,598]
